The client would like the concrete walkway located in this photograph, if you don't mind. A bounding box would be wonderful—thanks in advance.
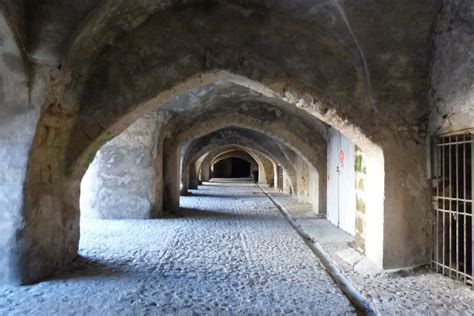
[267,189,474,315]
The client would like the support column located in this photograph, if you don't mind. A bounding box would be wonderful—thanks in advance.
[273,163,279,190]
[379,139,430,269]
[152,136,165,217]
[80,116,160,219]
[163,138,180,213]
[258,164,266,184]
[189,164,200,189]
[309,166,320,215]
[201,160,211,182]
[181,164,190,195]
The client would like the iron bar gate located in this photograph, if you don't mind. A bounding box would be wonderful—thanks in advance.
[432,133,473,287]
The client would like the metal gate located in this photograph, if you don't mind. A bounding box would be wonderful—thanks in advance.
[432,133,473,287]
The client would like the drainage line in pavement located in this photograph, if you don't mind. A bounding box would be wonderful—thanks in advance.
[257,184,378,316]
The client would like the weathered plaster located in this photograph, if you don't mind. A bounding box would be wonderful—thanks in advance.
[430,0,474,135]
[0,12,43,284]
[80,113,168,219]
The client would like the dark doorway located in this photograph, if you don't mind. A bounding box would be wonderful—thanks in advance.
[213,158,251,178]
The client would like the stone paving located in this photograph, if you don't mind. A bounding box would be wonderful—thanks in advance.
[269,190,474,316]
[0,181,355,315]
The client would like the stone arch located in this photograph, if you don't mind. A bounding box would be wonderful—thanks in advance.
[182,129,298,196]
[61,0,372,100]
[210,150,259,179]
[196,147,274,185]
[211,150,257,168]
[20,71,386,283]
[15,1,435,284]
[173,108,327,207]
[19,70,386,285]
[199,148,274,186]
[174,106,327,165]
[183,148,262,192]
[0,0,449,290]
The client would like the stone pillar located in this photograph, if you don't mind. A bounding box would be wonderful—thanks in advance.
[258,164,266,184]
[201,160,211,181]
[273,163,279,189]
[152,136,165,216]
[380,139,430,269]
[308,166,320,215]
[189,164,200,189]
[283,170,293,194]
[181,165,190,195]
[163,139,180,213]
[80,116,161,219]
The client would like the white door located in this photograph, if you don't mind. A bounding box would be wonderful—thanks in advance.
[327,129,340,226]
[327,129,356,236]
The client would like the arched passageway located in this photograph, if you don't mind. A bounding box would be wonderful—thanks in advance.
[0,2,427,282]
[212,157,252,178]
[1,0,474,314]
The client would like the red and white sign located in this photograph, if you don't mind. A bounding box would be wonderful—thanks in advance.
[339,150,345,167]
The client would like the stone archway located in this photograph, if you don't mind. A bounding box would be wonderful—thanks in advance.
[180,128,299,199]
[208,149,273,186]
[17,71,387,285]
[194,146,276,190]
[210,151,257,179]
[9,1,435,284]
[19,72,387,284]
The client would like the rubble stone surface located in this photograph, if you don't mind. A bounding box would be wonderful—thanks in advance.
[0,181,355,315]
[270,190,474,315]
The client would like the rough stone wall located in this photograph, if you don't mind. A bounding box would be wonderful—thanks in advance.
[1,0,27,58]
[26,0,101,65]
[430,0,474,134]
[80,113,168,219]
[295,157,310,202]
[0,11,42,284]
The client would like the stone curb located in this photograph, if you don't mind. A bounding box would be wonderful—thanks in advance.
[257,184,379,316]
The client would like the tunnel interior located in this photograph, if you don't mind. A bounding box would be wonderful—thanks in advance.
[212,158,251,178]
[1,0,474,313]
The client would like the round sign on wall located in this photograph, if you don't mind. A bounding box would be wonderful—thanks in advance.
[339,150,345,167]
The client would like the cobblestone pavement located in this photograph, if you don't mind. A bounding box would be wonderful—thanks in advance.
[270,190,474,315]
[0,181,355,315]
